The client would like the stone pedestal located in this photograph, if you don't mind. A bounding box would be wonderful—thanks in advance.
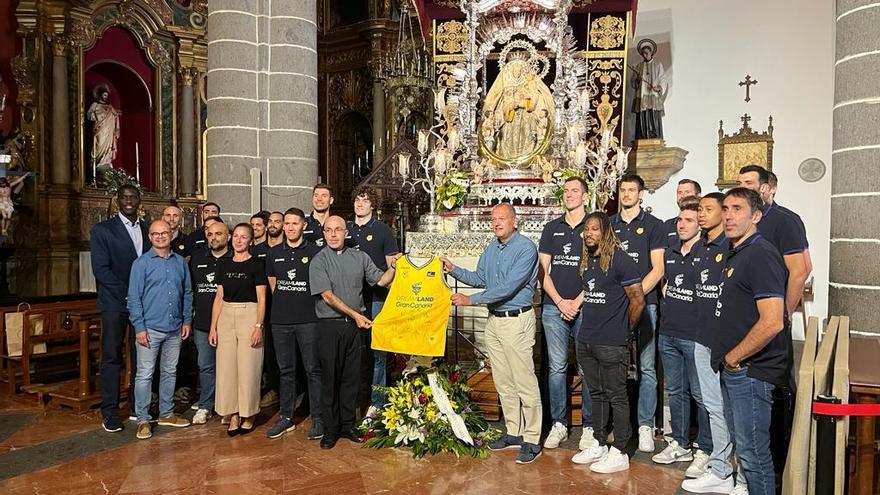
[629,139,689,192]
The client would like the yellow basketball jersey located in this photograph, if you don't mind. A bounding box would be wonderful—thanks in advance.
[371,256,452,357]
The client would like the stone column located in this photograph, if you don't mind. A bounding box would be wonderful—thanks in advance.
[207,0,318,224]
[373,80,386,163]
[50,39,70,185]
[830,1,880,335]
[178,67,197,196]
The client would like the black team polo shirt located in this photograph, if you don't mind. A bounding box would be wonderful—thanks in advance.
[345,217,399,304]
[709,233,790,386]
[578,248,642,347]
[303,212,326,247]
[757,204,807,256]
[189,249,233,331]
[611,209,666,305]
[660,238,698,341]
[266,240,323,325]
[538,214,586,303]
[172,233,190,257]
[692,232,728,347]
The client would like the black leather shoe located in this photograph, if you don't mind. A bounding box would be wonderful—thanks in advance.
[238,424,255,436]
[343,430,363,443]
[320,436,338,449]
[226,427,240,437]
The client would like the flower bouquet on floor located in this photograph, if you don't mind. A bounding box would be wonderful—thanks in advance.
[359,363,501,458]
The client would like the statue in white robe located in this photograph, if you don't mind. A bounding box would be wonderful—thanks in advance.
[87,84,121,170]
[632,39,668,140]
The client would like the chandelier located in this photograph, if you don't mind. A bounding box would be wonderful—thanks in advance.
[376,1,433,92]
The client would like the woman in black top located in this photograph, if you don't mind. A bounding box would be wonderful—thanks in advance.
[209,223,267,435]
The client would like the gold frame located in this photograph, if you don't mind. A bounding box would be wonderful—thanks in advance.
[716,115,774,189]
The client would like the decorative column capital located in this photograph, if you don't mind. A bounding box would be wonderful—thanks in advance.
[178,66,198,87]
[50,36,68,57]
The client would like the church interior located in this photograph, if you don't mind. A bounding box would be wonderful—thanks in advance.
[0,0,877,493]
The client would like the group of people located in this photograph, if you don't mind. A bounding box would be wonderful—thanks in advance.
[460,166,806,495]
[90,184,401,449]
[89,164,808,495]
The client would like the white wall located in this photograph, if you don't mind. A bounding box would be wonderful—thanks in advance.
[629,0,835,336]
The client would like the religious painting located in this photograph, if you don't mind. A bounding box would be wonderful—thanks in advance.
[716,115,774,189]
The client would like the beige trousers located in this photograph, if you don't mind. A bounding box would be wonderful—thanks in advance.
[215,302,263,417]
[485,310,542,444]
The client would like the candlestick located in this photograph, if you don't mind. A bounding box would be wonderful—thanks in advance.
[135,142,140,183]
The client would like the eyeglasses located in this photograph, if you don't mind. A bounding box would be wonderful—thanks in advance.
[149,231,172,238]
[323,228,346,234]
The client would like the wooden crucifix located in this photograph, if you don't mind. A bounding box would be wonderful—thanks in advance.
[739,74,758,102]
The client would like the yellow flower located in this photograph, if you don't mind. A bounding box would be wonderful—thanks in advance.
[426,409,436,421]
[449,400,458,411]
[421,386,433,397]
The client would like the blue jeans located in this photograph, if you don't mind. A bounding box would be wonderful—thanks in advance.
[273,322,322,420]
[370,300,387,407]
[134,329,181,423]
[722,368,775,495]
[193,329,216,411]
[637,304,658,426]
[693,342,737,481]
[658,335,711,450]
[542,303,591,427]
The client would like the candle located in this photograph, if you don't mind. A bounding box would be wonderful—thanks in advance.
[433,149,448,175]
[447,127,460,152]
[417,129,430,155]
[575,141,588,168]
[398,152,411,177]
[135,142,140,183]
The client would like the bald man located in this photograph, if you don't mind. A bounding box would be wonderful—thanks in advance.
[128,220,193,439]
[309,216,399,449]
[441,203,542,464]
[162,205,189,257]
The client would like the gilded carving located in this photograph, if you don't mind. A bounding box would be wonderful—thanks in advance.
[436,20,468,54]
[717,115,774,188]
[589,15,626,50]
[586,58,623,134]
[178,65,197,86]
[328,68,373,120]
[146,37,173,72]
[436,62,465,91]
[11,55,34,104]
[325,48,371,71]
[67,18,96,49]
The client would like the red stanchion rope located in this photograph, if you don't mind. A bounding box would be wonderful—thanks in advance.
[812,402,880,416]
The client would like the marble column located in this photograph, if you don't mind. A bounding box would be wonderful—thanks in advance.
[178,67,197,196]
[373,80,386,163]
[207,0,318,224]
[830,0,880,335]
[50,39,70,185]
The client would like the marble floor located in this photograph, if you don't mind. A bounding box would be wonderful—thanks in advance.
[0,392,690,495]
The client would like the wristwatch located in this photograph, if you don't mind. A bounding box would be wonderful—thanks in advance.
[722,358,741,372]
[254,323,263,328]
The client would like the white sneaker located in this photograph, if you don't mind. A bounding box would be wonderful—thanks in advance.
[729,484,749,495]
[590,446,630,473]
[572,445,607,464]
[544,422,568,449]
[652,439,694,464]
[579,427,599,450]
[190,404,199,411]
[681,471,734,494]
[638,425,655,453]
[192,408,212,425]
[685,450,710,478]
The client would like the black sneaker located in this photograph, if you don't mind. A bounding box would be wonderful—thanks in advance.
[102,416,123,433]
[266,416,296,439]
[307,421,324,440]
[320,435,338,449]
[488,434,523,451]
[515,442,543,464]
[342,429,363,443]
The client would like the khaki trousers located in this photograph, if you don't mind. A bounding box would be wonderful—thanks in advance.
[486,310,542,444]
[215,302,263,417]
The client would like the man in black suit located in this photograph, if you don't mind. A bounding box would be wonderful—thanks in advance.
[90,184,151,432]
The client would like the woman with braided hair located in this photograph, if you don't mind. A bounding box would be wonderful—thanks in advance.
[569,211,646,474]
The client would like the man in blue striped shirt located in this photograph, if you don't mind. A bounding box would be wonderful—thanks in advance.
[441,203,542,464]
[128,219,194,440]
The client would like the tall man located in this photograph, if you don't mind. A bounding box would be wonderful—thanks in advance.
[611,174,665,452]
[91,185,151,433]
[682,192,740,492]
[304,184,334,246]
[538,177,594,450]
[345,186,400,418]
[163,205,188,257]
[763,170,813,298]
[188,217,230,424]
[128,220,193,439]
[569,212,645,473]
[309,216,398,449]
[265,208,324,440]
[441,203,542,465]
[186,202,220,254]
[663,179,702,241]
[710,188,789,495]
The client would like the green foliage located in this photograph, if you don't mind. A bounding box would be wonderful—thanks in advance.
[102,167,141,196]
[435,171,471,211]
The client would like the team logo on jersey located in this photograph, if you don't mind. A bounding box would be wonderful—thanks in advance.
[620,240,630,251]
[287,269,297,280]
[727,268,735,278]
[674,273,684,287]
[587,278,596,292]
[700,269,709,284]
[178,244,186,251]
[562,242,572,255]
[366,234,373,242]
[411,283,422,295]
[715,253,723,263]
[636,227,645,235]
[427,271,436,277]
[206,272,215,283]
[301,257,309,264]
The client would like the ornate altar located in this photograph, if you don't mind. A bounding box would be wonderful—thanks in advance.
[405,0,634,256]
[716,114,774,189]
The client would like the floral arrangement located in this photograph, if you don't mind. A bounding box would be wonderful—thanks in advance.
[359,364,500,458]
[102,167,141,195]
[435,170,471,211]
